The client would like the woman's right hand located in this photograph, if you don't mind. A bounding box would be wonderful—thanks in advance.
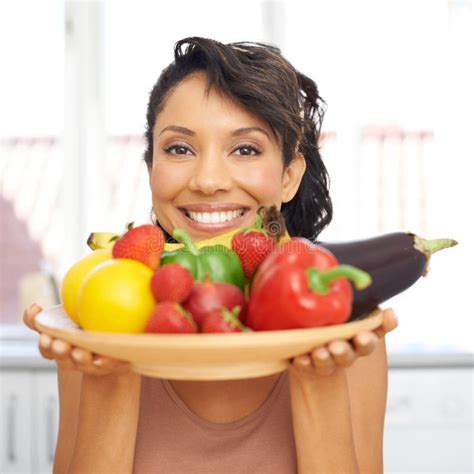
[23,303,131,376]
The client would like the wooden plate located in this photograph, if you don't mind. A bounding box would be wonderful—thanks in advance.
[36,305,383,381]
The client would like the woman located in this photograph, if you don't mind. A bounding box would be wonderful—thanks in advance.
[24,37,397,473]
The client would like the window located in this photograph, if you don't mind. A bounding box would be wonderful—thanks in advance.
[0,0,64,327]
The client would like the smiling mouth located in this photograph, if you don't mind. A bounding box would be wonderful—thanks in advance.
[179,208,249,225]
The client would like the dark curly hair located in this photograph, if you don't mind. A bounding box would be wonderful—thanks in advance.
[144,37,332,243]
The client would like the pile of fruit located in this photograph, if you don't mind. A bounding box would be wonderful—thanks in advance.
[60,206,457,334]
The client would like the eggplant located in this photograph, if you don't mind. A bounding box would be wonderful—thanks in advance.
[317,232,458,320]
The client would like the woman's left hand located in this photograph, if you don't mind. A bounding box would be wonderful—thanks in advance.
[290,308,398,377]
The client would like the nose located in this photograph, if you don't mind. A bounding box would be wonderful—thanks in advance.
[188,150,233,195]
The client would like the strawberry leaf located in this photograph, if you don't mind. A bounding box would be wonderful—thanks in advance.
[221,306,252,331]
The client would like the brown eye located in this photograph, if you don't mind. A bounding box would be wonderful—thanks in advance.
[164,145,192,155]
[233,145,262,156]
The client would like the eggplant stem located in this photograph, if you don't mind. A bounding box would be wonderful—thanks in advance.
[413,235,458,276]
[414,236,458,255]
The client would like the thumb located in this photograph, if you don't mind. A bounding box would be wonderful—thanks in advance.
[374,308,398,338]
[23,303,44,332]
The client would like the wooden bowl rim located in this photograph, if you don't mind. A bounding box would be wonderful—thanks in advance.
[36,305,383,350]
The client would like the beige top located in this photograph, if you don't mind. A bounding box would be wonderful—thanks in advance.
[133,371,297,473]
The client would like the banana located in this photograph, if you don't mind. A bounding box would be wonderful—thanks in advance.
[87,225,292,253]
[163,227,292,252]
[87,232,121,250]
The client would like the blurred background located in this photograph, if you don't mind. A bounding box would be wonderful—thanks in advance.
[0,0,472,472]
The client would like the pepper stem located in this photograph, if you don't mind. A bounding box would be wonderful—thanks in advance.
[307,265,372,294]
[172,229,201,256]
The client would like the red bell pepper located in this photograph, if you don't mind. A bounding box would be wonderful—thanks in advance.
[246,239,372,330]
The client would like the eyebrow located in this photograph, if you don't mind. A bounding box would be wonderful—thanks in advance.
[158,125,271,139]
[231,127,271,139]
[159,125,195,136]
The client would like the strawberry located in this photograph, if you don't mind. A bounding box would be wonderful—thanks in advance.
[201,306,251,333]
[231,206,285,278]
[145,301,197,333]
[112,223,164,271]
[182,280,246,327]
[150,263,194,303]
[232,232,275,279]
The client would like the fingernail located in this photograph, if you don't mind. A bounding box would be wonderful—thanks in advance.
[51,340,66,355]
[384,309,398,328]
[39,334,51,348]
[357,334,371,345]
[298,356,311,367]
[330,343,346,355]
[93,358,104,367]
[314,348,329,359]
[71,349,82,362]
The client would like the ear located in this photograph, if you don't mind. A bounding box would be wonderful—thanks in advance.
[282,152,306,203]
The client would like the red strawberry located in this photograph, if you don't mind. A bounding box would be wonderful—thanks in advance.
[201,306,251,333]
[231,206,285,278]
[232,232,275,278]
[150,264,194,303]
[145,301,197,333]
[182,280,245,327]
[112,223,164,271]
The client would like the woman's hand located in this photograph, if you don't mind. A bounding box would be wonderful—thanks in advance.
[290,307,398,377]
[23,303,131,376]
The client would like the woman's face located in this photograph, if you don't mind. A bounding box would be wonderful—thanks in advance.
[148,72,305,242]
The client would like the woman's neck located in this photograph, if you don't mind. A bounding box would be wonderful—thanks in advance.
[168,374,282,424]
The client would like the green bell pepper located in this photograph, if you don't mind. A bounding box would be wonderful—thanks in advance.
[160,229,245,291]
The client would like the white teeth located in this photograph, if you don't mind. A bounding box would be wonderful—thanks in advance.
[187,209,245,224]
